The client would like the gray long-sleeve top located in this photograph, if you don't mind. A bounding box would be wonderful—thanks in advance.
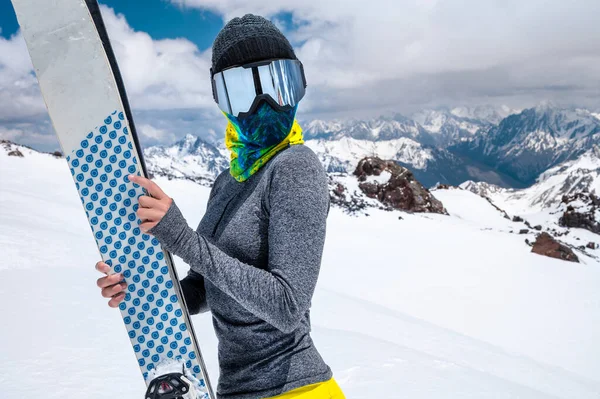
[148,144,333,399]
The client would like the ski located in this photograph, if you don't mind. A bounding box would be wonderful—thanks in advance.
[10,0,215,397]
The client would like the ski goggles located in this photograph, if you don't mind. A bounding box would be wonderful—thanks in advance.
[210,58,307,119]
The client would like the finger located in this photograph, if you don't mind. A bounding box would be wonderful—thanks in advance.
[140,220,158,233]
[138,195,163,209]
[97,273,123,289]
[108,291,126,308]
[95,261,110,274]
[101,282,128,298]
[128,175,167,200]
[136,207,164,222]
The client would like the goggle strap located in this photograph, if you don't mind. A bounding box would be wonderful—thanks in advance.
[251,67,263,96]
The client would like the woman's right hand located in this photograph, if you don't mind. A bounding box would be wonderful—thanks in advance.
[95,261,127,308]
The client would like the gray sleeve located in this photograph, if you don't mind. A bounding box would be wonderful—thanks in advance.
[148,153,330,333]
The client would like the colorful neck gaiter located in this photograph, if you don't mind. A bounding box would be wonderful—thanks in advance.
[224,101,304,182]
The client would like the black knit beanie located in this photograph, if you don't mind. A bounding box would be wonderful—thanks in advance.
[211,14,297,75]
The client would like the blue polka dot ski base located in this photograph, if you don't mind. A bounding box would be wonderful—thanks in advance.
[65,110,210,397]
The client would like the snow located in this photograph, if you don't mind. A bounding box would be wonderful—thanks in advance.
[364,170,391,185]
[305,136,433,171]
[1,144,600,398]
[486,147,600,213]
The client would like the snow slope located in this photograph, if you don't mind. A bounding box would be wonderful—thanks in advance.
[487,147,600,214]
[1,145,600,398]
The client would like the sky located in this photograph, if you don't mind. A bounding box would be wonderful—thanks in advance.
[1,0,600,152]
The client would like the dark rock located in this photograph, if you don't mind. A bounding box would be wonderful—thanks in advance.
[587,242,597,249]
[563,193,600,207]
[51,150,63,158]
[353,157,447,214]
[332,183,345,197]
[519,229,529,234]
[8,149,23,157]
[559,207,600,236]
[560,210,600,234]
[531,232,579,263]
[533,225,542,231]
[512,215,524,222]
[435,183,458,190]
[327,175,371,215]
[524,221,531,228]
[558,193,600,235]
[483,197,511,220]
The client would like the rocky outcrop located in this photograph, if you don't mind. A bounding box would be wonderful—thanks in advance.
[558,193,600,235]
[531,232,579,263]
[353,157,447,214]
[7,149,23,157]
[1,139,60,158]
[328,176,371,214]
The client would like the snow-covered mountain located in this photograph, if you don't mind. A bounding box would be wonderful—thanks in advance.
[302,114,433,144]
[460,146,600,246]
[469,146,600,213]
[411,108,489,144]
[302,103,600,187]
[2,139,600,398]
[304,137,520,188]
[450,105,519,125]
[461,180,510,198]
[453,104,600,185]
[138,103,600,190]
[143,133,229,186]
[303,105,517,145]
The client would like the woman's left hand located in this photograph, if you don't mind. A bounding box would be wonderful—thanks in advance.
[128,174,173,233]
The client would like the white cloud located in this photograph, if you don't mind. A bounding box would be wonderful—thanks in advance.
[138,124,177,143]
[0,124,59,150]
[0,127,24,141]
[98,5,217,112]
[171,0,600,115]
[0,32,47,120]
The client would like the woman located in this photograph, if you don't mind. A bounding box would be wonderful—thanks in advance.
[95,13,345,399]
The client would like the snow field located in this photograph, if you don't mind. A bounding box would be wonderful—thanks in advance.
[1,148,599,398]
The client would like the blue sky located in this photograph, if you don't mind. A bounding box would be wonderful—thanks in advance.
[1,0,599,152]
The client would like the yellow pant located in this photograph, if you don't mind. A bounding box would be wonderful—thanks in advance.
[265,378,346,399]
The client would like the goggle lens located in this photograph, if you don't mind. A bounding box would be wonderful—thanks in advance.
[212,59,306,118]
